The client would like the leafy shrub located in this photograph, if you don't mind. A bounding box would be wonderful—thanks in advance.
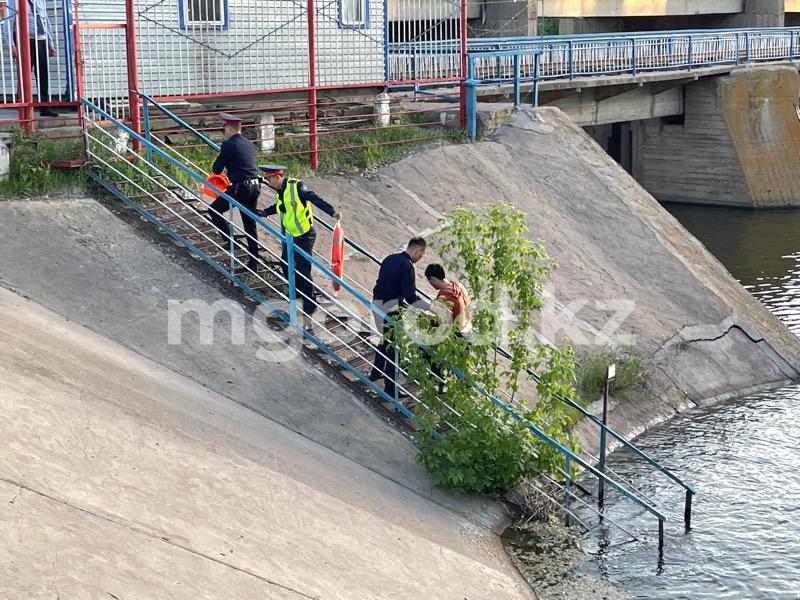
[394,203,580,495]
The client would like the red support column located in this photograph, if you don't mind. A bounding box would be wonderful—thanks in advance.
[459,0,467,129]
[72,0,85,129]
[16,0,34,132]
[307,0,318,170]
[125,0,141,151]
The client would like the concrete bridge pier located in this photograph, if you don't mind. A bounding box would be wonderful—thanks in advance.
[629,65,800,207]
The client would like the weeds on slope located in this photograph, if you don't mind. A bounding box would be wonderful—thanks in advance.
[0,131,86,198]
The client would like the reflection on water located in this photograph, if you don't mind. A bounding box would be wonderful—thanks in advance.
[577,387,800,599]
[667,204,800,335]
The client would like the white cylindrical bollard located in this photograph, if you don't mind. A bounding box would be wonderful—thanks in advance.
[114,130,130,156]
[0,137,9,182]
[374,92,390,127]
[259,113,275,153]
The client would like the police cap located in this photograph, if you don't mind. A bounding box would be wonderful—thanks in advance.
[259,164,288,176]
[218,112,242,126]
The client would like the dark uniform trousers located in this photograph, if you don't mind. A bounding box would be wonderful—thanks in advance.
[30,39,51,102]
[210,180,262,262]
[281,226,317,314]
[370,307,400,396]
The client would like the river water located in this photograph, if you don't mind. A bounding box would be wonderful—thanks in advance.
[508,205,800,599]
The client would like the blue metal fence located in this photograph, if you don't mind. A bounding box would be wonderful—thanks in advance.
[459,27,800,138]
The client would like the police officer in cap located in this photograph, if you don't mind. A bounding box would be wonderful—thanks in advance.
[259,165,341,319]
[209,112,262,272]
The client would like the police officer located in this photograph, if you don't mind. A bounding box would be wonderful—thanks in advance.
[258,165,342,319]
[209,112,262,272]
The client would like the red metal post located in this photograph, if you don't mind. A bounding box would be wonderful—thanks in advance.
[72,0,85,128]
[307,0,318,170]
[124,0,142,150]
[459,0,467,129]
[16,0,34,132]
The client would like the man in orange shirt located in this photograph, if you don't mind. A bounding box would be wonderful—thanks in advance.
[424,263,471,336]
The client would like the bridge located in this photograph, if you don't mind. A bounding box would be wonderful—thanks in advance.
[430,26,800,207]
[467,0,800,38]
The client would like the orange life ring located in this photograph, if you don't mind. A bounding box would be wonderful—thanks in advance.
[331,221,345,292]
[202,173,231,199]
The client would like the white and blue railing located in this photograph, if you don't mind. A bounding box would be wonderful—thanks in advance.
[389,26,800,83]
[82,94,697,551]
[456,26,800,137]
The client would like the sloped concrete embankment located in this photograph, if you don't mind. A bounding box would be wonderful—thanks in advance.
[0,197,539,598]
[301,107,800,441]
[0,286,533,599]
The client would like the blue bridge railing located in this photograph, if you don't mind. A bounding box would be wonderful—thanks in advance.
[455,26,800,137]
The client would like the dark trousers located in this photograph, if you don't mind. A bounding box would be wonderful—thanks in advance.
[370,308,399,396]
[281,227,317,314]
[209,180,261,262]
[29,39,50,102]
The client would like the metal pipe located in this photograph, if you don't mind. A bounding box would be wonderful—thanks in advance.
[16,0,34,132]
[307,0,318,170]
[124,0,141,149]
[685,490,693,531]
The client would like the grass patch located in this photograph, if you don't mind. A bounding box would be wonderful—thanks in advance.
[0,130,87,198]
[574,347,649,405]
[161,117,467,180]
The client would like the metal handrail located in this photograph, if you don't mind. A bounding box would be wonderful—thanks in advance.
[84,95,674,548]
[140,90,695,505]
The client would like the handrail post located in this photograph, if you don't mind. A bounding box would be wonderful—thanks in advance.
[465,56,478,139]
[564,456,572,527]
[142,97,153,163]
[684,490,693,531]
[598,363,614,509]
[513,53,520,107]
[228,205,235,275]
[568,40,573,80]
[745,31,750,62]
[735,32,740,65]
[631,37,637,76]
[532,52,540,107]
[286,234,298,328]
[658,518,665,552]
[687,35,693,71]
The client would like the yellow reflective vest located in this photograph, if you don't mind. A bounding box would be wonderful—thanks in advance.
[276,178,313,237]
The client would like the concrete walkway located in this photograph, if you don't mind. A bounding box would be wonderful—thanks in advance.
[0,285,533,599]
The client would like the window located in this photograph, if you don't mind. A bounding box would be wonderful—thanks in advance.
[179,0,229,28]
[339,0,368,28]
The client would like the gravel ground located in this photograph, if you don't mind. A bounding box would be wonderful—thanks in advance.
[504,520,628,600]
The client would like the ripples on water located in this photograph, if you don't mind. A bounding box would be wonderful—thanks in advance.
[577,387,800,599]
[549,205,800,599]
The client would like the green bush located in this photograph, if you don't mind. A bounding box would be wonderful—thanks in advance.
[394,203,580,495]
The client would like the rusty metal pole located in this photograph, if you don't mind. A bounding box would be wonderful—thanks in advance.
[307,0,318,170]
[458,0,467,129]
[17,0,34,132]
[124,0,141,151]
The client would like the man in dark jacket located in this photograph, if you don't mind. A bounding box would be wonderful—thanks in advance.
[369,237,427,396]
[209,112,262,272]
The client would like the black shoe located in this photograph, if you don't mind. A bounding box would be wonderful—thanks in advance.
[39,108,59,117]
